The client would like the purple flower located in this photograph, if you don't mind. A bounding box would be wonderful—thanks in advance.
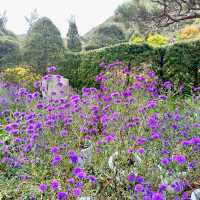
[24,143,32,153]
[75,181,84,188]
[34,81,41,89]
[172,155,186,165]
[172,181,186,193]
[76,171,86,179]
[162,81,173,90]
[57,191,68,200]
[159,183,168,192]
[51,155,62,166]
[181,192,189,200]
[104,133,116,143]
[188,160,198,169]
[72,188,81,197]
[191,137,200,145]
[123,66,130,75]
[68,150,79,164]
[72,167,86,179]
[151,131,161,140]
[136,176,144,184]
[122,89,132,97]
[136,137,147,145]
[147,70,156,78]
[87,175,97,184]
[60,129,68,137]
[152,192,165,200]
[137,148,145,155]
[50,146,59,155]
[13,111,20,117]
[160,158,170,166]
[48,66,57,73]
[146,100,157,109]
[134,184,144,192]
[99,62,106,68]
[147,114,159,129]
[135,75,145,82]
[127,173,135,182]
[39,183,47,192]
[73,167,82,176]
[51,179,60,191]
[36,102,44,109]
[67,178,75,184]
[143,196,152,200]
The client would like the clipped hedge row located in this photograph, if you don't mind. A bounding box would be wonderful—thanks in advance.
[58,43,153,89]
[59,40,200,90]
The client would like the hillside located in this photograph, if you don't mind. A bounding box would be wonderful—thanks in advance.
[82,0,194,50]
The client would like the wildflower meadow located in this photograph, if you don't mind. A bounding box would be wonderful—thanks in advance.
[0,62,200,200]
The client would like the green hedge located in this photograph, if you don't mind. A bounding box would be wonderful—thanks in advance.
[0,36,21,69]
[58,43,153,89]
[59,41,200,90]
[164,41,200,88]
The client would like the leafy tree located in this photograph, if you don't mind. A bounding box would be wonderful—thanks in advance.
[115,0,156,23]
[0,11,7,33]
[0,11,16,37]
[0,36,21,68]
[66,16,82,52]
[115,0,159,36]
[25,9,39,28]
[0,11,20,67]
[151,0,200,27]
[85,24,125,50]
[23,17,64,74]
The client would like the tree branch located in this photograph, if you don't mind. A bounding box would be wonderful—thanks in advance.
[152,0,200,27]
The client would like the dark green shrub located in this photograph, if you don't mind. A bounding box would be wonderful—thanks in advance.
[23,17,64,74]
[165,41,200,89]
[58,53,81,89]
[59,40,200,91]
[66,17,82,52]
[0,36,21,68]
[86,24,126,49]
[59,43,153,90]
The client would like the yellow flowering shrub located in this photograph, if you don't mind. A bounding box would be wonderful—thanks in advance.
[131,35,144,44]
[147,34,168,47]
[180,25,200,40]
[2,66,41,91]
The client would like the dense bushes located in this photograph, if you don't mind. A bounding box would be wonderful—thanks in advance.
[1,66,41,91]
[66,17,82,52]
[147,34,168,47]
[131,34,144,44]
[59,43,153,89]
[59,40,200,90]
[179,25,200,40]
[165,41,200,88]
[23,17,64,74]
[84,24,126,50]
[58,53,81,90]
[0,36,21,68]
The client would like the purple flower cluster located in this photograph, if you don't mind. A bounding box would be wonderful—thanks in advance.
[1,62,199,199]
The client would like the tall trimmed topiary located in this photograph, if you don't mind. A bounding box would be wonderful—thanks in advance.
[23,17,64,74]
[66,16,82,52]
